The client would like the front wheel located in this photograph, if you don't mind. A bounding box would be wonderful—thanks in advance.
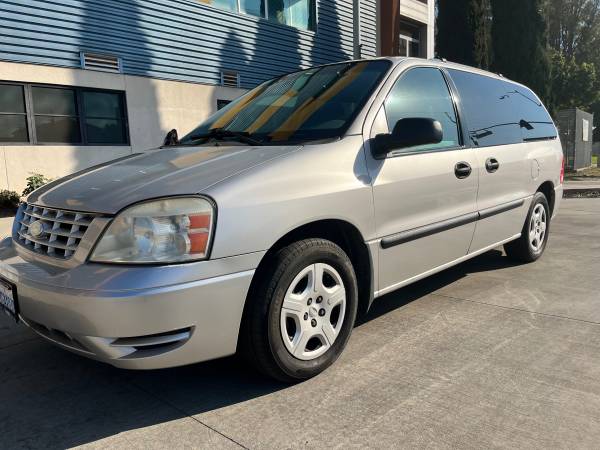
[504,192,550,263]
[240,238,358,382]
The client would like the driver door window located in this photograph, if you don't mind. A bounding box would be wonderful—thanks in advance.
[384,67,460,154]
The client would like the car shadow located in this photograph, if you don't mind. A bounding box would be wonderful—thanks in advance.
[359,249,521,324]
[1,249,521,449]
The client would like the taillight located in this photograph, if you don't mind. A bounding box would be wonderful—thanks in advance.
[560,155,565,185]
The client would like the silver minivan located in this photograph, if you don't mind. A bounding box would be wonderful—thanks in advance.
[0,58,563,382]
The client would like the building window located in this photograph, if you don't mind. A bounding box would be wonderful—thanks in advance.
[0,82,129,146]
[398,20,421,57]
[32,87,81,143]
[82,91,128,144]
[201,0,316,30]
[0,84,28,142]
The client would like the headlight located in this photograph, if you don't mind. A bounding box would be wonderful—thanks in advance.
[90,197,215,264]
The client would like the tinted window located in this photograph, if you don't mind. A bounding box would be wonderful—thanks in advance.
[32,87,77,115]
[384,67,460,153]
[0,85,28,142]
[83,91,127,144]
[0,84,129,145]
[0,85,26,113]
[32,87,80,143]
[509,85,557,141]
[0,115,28,142]
[449,70,522,147]
[34,116,81,143]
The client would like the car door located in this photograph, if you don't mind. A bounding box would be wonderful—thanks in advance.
[447,70,532,252]
[365,66,479,296]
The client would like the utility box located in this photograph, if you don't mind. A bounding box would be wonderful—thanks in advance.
[556,108,594,171]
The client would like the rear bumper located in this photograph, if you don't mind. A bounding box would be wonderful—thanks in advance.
[0,237,263,369]
[553,185,563,218]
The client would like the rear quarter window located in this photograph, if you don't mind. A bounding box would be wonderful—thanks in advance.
[507,85,557,141]
[449,69,556,146]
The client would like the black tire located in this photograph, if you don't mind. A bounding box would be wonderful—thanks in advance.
[240,238,358,383]
[504,192,550,263]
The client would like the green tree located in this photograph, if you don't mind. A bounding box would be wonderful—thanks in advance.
[547,0,600,133]
[547,0,600,62]
[550,50,599,113]
[491,0,551,101]
[437,0,491,68]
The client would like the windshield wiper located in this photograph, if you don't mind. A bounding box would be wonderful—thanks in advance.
[189,128,265,146]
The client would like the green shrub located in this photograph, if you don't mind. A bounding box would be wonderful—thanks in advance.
[22,173,51,196]
[0,190,20,211]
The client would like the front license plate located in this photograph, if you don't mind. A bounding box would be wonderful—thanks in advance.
[0,278,18,322]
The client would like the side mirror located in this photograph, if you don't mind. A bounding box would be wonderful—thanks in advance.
[163,129,179,147]
[372,118,443,158]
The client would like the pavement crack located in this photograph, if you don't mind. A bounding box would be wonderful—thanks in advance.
[126,379,249,449]
[432,292,600,327]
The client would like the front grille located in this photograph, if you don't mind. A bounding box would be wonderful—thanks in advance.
[16,203,97,259]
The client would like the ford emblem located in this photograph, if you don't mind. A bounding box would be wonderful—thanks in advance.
[28,220,47,239]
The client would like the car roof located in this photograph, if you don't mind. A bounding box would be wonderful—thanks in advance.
[378,56,531,90]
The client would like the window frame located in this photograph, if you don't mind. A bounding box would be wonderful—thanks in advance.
[0,81,130,147]
[202,0,318,32]
[0,83,30,143]
[378,66,467,159]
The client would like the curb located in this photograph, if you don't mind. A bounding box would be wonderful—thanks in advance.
[563,189,600,199]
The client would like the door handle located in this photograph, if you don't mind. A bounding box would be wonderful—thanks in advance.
[454,161,472,179]
[486,157,500,173]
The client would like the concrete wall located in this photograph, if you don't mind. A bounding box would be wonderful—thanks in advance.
[0,60,245,192]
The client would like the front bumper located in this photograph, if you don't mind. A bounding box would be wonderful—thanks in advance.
[0,237,263,369]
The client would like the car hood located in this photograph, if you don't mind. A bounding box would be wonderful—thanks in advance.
[28,144,301,214]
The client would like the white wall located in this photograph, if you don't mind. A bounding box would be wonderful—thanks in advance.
[0,61,246,193]
[399,0,435,58]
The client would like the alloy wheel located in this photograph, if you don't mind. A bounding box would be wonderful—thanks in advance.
[529,203,547,252]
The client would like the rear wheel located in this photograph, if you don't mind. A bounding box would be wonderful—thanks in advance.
[240,238,358,382]
[504,192,550,263]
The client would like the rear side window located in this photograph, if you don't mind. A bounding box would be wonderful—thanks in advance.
[508,85,557,141]
[449,70,522,147]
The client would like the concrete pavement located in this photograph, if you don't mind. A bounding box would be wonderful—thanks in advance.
[0,217,13,238]
[1,199,600,449]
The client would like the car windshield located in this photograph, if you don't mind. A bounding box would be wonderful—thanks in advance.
[179,60,392,146]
